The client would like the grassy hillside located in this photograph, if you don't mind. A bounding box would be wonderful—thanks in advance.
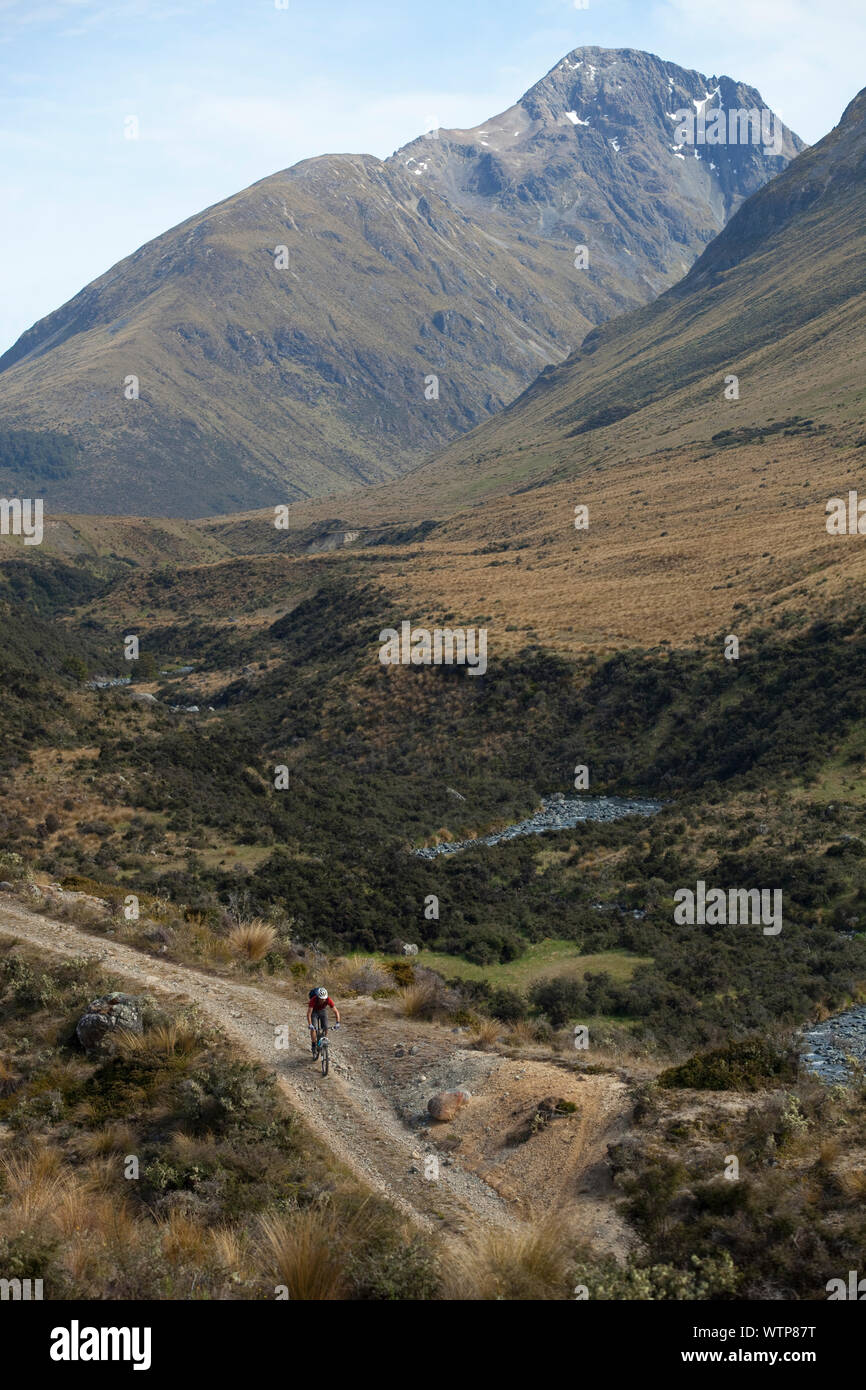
[0,50,799,516]
[222,86,866,654]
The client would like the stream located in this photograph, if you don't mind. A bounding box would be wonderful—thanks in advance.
[415,794,866,1083]
[800,1007,866,1084]
[414,793,663,859]
[414,795,866,1084]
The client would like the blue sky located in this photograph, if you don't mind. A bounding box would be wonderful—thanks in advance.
[1,0,863,354]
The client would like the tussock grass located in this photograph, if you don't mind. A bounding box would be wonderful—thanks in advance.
[182,918,235,963]
[159,1210,210,1266]
[505,1019,544,1047]
[40,897,107,929]
[0,1148,68,1222]
[0,1054,18,1096]
[53,1183,104,1240]
[838,1168,866,1200]
[256,1207,345,1301]
[442,1216,570,1300]
[396,982,437,1019]
[228,920,276,963]
[114,1022,202,1062]
[209,1224,251,1280]
[470,1018,501,1050]
[395,972,455,1020]
[815,1138,841,1169]
[0,1150,136,1255]
[75,1121,137,1158]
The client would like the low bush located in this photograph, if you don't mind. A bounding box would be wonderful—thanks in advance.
[657,1037,799,1091]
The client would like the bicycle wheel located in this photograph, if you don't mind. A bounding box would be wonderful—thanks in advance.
[320,1039,329,1076]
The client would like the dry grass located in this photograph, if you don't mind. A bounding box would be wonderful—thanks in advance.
[0,1149,137,1258]
[0,1054,18,1096]
[441,1215,570,1300]
[340,956,390,996]
[228,920,276,963]
[838,1168,866,1201]
[815,1138,841,1169]
[311,429,866,659]
[505,1019,544,1047]
[33,889,109,928]
[431,827,455,845]
[53,1184,104,1241]
[149,897,175,919]
[75,1121,137,1158]
[395,972,455,1020]
[396,982,437,1019]
[256,1206,345,1300]
[180,918,235,963]
[470,1018,502,1050]
[159,1209,210,1266]
[168,1131,217,1163]
[0,1148,69,1223]
[114,1022,202,1062]
[209,1224,251,1280]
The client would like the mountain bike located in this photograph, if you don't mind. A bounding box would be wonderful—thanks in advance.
[313,1015,329,1076]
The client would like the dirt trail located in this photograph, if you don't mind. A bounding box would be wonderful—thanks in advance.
[0,896,633,1250]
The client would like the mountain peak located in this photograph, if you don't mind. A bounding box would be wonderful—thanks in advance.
[393,46,802,250]
[0,48,803,516]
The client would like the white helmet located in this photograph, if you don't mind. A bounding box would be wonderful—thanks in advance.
[316,987,328,1000]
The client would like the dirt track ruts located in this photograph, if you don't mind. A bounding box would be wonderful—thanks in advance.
[0,896,514,1233]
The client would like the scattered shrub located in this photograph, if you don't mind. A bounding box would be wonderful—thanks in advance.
[658,1037,798,1091]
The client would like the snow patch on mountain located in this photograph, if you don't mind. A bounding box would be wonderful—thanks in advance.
[693,86,721,116]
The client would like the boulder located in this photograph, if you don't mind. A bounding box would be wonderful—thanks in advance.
[76,993,144,1053]
[143,925,174,945]
[402,943,419,956]
[43,885,110,914]
[427,1089,471,1122]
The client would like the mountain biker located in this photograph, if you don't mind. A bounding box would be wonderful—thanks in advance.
[307,986,341,1057]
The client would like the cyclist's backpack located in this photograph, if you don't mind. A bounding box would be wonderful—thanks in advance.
[309,988,321,1002]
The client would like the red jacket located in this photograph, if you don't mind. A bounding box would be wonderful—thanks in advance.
[309,996,335,1012]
